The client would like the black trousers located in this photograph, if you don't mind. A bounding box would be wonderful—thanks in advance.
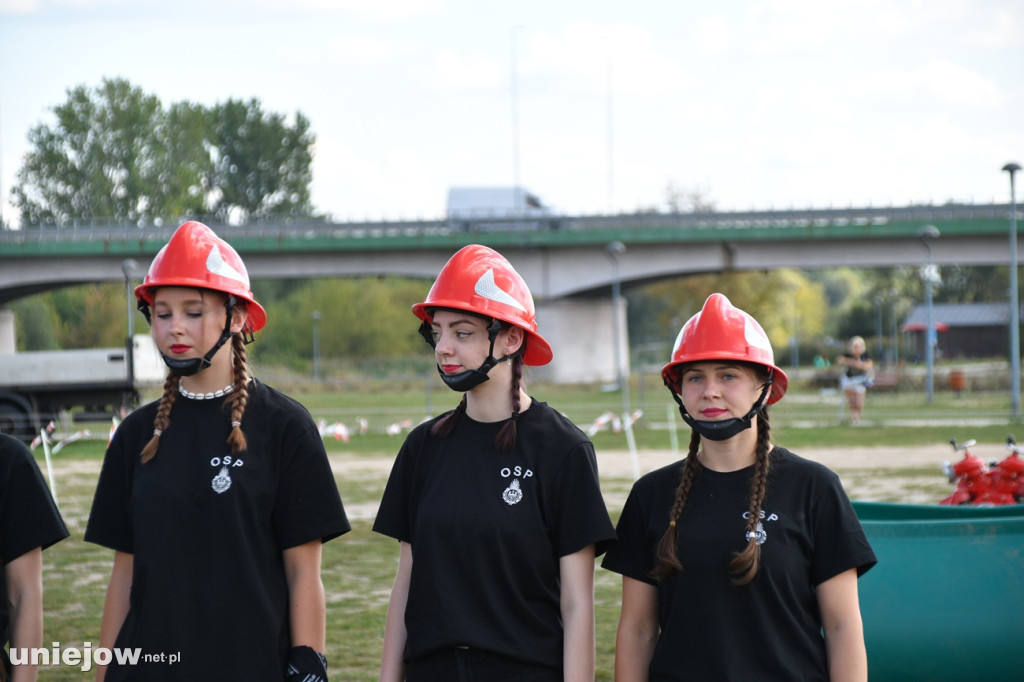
[406,647,563,682]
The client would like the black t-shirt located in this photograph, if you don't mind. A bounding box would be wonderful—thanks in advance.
[85,381,350,681]
[843,352,871,378]
[373,400,616,669]
[0,433,69,655]
[602,447,876,682]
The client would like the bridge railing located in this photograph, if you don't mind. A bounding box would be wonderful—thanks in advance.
[0,203,1013,244]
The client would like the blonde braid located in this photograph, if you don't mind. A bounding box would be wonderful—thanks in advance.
[651,430,702,580]
[728,410,772,585]
[141,373,181,464]
[226,334,250,453]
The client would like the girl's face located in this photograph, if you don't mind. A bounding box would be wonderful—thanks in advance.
[151,287,246,366]
[429,309,520,377]
[679,362,765,422]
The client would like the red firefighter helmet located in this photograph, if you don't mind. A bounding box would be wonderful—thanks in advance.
[135,221,267,332]
[412,244,552,366]
[661,293,788,403]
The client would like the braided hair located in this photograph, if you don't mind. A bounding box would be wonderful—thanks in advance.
[226,333,251,453]
[140,373,181,464]
[494,353,524,452]
[140,299,252,463]
[652,406,773,585]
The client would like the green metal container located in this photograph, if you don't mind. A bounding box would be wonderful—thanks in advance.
[854,503,1024,681]
[854,499,1024,520]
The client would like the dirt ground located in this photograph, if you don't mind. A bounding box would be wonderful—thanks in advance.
[595,445,961,506]
[592,445,948,478]
[48,443,962,523]
[320,443,965,520]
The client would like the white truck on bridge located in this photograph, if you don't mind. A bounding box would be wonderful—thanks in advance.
[445,186,559,231]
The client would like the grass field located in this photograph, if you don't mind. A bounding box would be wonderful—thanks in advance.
[27,379,1024,680]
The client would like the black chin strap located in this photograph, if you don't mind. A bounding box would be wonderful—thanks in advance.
[421,318,518,392]
[665,369,774,441]
[156,296,243,377]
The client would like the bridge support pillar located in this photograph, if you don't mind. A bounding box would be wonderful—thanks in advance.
[0,308,14,355]
[532,298,630,385]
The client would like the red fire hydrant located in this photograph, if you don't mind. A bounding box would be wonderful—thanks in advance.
[940,439,987,506]
[941,437,1024,506]
[988,437,1024,503]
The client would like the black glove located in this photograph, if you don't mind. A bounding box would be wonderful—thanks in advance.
[285,645,328,682]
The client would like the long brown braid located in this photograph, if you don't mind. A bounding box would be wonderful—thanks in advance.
[140,372,181,464]
[652,409,773,585]
[651,429,702,580]
[494,353,524,452]
[432,395,466,438]
[727,409,772,585]
[226,333,250,453]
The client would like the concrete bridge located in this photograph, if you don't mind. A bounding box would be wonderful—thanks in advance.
[0,203,1017,383]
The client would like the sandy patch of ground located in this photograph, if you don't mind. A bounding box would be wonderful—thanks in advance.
[327,443,963,514]
[49,444,962,521]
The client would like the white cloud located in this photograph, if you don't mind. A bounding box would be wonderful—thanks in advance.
[963,9,1020,48]
[286,0,442,17]
[849,59,1003,108]
[1,0,1021,225]
[427,48,505,90]
[0,0,37,13]
[527,22,697,97]
[328,35,403,63]
[695,14,734,55]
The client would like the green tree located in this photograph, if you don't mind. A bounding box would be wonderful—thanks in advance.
[12,78,315,226]
[663,181,717,213]
[49,284,128,347]
[936,265,1009,304]
[255,277,428,368]
[207,99,314,222]
[627,269,827,354]
[10,297,60,350]
[13,79,207,225]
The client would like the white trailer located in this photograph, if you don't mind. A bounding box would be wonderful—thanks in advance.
[0,335,165,440]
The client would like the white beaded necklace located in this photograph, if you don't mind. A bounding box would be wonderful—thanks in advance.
[178,383,235,400]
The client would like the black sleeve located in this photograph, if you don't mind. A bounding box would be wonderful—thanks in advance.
[545,441,616,558]
[0,434,69,563]
[808,469,877,584]
[372,431,422,543]
[272,411,350,549]
[84,422,136,553]
[601,476,660,586]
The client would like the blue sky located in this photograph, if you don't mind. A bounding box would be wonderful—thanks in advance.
[1,0,1021,227]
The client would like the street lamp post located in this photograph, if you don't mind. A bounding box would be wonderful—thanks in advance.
[1004,162,1022,418]
[605,241,627,400]
[121,259,138,391]
[312,310,322,381]
[918,225,940,404]
[511,25,524,213]
[890,287,900,367]
[875,295,884,363]
[789,296,799,370]
[605,240,639,479]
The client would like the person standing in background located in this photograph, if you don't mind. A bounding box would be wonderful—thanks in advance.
[837,336,873,425]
